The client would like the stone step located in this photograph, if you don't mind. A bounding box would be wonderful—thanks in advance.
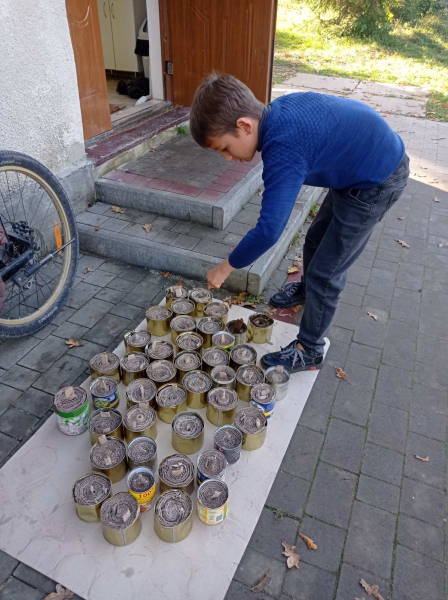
[78,186,323,294]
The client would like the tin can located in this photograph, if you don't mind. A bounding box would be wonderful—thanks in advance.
[123,404,157,443]
[154,490,193,543]
[235,364,265,402]
[197,449,227,486]
[175,331,204,355]
[214,425,243,464]
[120,353,149,386]
[204,301,229,325]
[90,376,119,410]
[158,453,195,495]
[182,370,212,409]
[146,359,177,389]
[89,408,123,445]
[73,473,112,523]
[212,330,235,354]
[171,298,195,318]
[89,352,120,383]
[197,317,223,350]
[101,492,141,546]
[197,479,229,526]
[247,313,274,344]
[202,347,229,374]
[170,315,196,344]
[207,388,239,426]
[127,436,157,471]
[165,285,189,309]
[229,344,257,372]
[235,407,267,451]
[145,340,175,362]
[127,467,156,512]
[54,386,90,436]
[171,411,204,455]
[189,288,213,318]
[264,365,291,401]
[156,383,188,423]
[146,305,172,336]
[174,350,202,382]
[124,329,152,353]
[126,378,157,410]
[211,365,236,390]
[250,383,276,419]
[90,436,127,483]
[226,319,248,345]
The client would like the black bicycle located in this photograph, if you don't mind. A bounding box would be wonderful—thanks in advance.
[0,151,78,338]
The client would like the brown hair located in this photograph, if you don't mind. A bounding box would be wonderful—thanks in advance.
[189,73,265,148]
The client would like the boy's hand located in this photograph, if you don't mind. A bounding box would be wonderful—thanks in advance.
[206,259,235,289]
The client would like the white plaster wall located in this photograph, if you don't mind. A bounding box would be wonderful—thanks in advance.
[146,0,164,101]
[0,0,86,172]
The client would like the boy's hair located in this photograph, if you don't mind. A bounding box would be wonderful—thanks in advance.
[190,73,265,148]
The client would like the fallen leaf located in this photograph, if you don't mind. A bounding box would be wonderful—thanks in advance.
[367,312,378,321]
[414,454,429,462]
[44,584,75,600]
[250,570,271,592]
[299,533,317,550]
[293,258,302,270]
[258,188,263,196]
[65,339,84,348]
[84,266,94,274]
[160,271,170,277]
[397,216,405,220]
[433,197,440,202]
[95,227,100,232]
[176,280,184,286]
[438,243,444,248]
[360,578,384,600]
[223,295,234,307]
[335,367,350,382]
[142,223,152,232]
[288,266,299,274]
[396,239,410,249]
[291,304,302,313]
[282,541,300,569]
[111,206,124,214]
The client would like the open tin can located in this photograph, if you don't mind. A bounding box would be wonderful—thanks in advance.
[90,435,127,483]
[126,378,157,409]
[171,411,204,455]
[182,370,212,409]
[235,364,265,402]
[146,305,172,336]
[89,408,123,445]
[120,353,149,386]
[211,365,236,390]
[202,347,229,374]
[175,331,204,356]
[226,319,248,345]
[230,344,257,372]
[247,313,274,344]
[158,453,195,495]
[145,340,175,362]
[189,288,213,318]
[146,359,177,389]
[174,350,202,382]
[90,376,119,410]
[156,383,188,423]
[207,387,239,426]
[127,436,157,471]
[165,285,189,309]
[170,315,196,344]
[204,300,229,325]
[197,479,229,526]
[123,403,157,442]
[212,330,235,354]
[127,467,156,512]
[171,298,195,318]
[73,473,112,523]
[250,383,276,419]
[197,317,222,350]
[90,352,120,383]
[100,492,141,546]
[124,329,152,353]
[197,449,227,486]
[54,386,90,436]
[264,365,291,401]
[214,425,243,464]
[235,407,268,451]
[154,490,193,543]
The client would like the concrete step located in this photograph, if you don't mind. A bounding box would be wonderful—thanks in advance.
[78,186,323,294]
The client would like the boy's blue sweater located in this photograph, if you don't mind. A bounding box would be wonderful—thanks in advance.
[228,92,405,269]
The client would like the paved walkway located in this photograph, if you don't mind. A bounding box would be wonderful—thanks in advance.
[1,97,448,599]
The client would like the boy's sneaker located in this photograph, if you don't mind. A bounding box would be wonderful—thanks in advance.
[260,340,324,373]
[269,282,306,308]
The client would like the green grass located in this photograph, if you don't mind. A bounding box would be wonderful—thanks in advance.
[274,1,448,121]
[176,125,189,135]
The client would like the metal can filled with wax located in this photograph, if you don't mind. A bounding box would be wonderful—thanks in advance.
[229,343,257,372]
[196,448,227,486]
[207,387,239,426]
[235,407,267,451]
[127,467,156,512]
[90,376,119,410]
[264,365,291,401]
[126,378,157,410]
[127,436,157,471]
[214,425,243,465]
[154,490,193,543]
[89,352,120,383]
[202,346,229,375]
[197,479,229,526]
[123,403,157,443]
[156,383,188,423]
[165,284,189,309]
[54,386,90,436]
[212,330,235,354]
[90,435,127,483]
[175,331,204,356]
[197,317,222,350]
[210,365,236,390]
[250,383,276,419]
[73,473,112,523]
[124,329,152,354]
[146,359,177,389]
[235,364,265,402]
[182,370,212,410]
[247,313,274,344]
[171,411,204,455]
[89,408,123,445]
[204,300,229,325]
[189,288,213,318]
[146,305,172,337]
[170,315,196,344]
[171,298,195,319]
[226,318,248,346]
[158,453,195,495]
[100,492,141,546]
[145,339,175,363]
[120,353,149,386]
[174,350,202,382]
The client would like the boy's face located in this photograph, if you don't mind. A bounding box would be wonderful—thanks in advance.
[208,117,258,162]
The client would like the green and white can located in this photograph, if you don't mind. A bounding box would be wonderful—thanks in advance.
[54,386,91,436]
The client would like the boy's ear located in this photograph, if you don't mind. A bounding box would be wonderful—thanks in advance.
[236,117,254,135]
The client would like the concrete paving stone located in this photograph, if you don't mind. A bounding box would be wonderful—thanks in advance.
[170,221,196,235]
[356,474,400,514]
[222,232,244,246]
[12,388,53,418]
[226,220,253,236]
[306,462,357,529]
[361,442,404,486]
[66,281,102,310]
[68,299,115,328]
[0,577,44,600]
[370,266,396,282]
[282,562,336,600]
[32,323,58,340]
[188,225,228,242]
[409,409,447,442]
[346,342,381,369]
[361,294,392,313]
[52,322,89,341]
[94,287,128,304]
[83,314,131,347]
[285,72,359,91]
[365,276,395,300]
[419,312,448,342]
[0,366,40,392]
[267,471,310,519]
[248,508,298,561]
[343,360,377,390]
[421,290,448,318]
[374,364,412,412]
[361,305,389,325]
[397,514,444,562]
[152,230,179,245]
[50,306,77,326]
[321,417,365,473]
[344,501,395,579]
[381,336,416,372]
[340,290,363,307]
[298,516,346,572]
[75,255,105,278]
[413,360,448,392]
[347,265,371,286]
[331,384,373,427]
[280,425,324,482]
[325,339,350,363]
[13,563,55,593]
[117,281,163,309]
[232,210,259,226]
[385,318,418,343]
[329,325,353,344]
[169,234,201,251]
[109,302,141,320]
[193,239,234,260]
[97,260,128,275]
[393,545,444,600]
[67,339,106,361]
[332,303,360,331]
[76,211,110,227]
[0,337,41,371]
[224,580,270,600]
[0,407,39,440]
[0,552,19,587]
[18,336,69,372]
[353,317,386,349]
[335,563,389,600]
[404,432,446,489]
[0,433,19,465]
[98,217,130,233]
[33,355,88,395]
[233,548,286,598]
[373,258,400,273]
[313,359,342,396]
[106,276,139,293]
[375,248,402,263]
[298,389,335,434]
[83,270,117,288]
[400,477,445,527]
[344,282,367,297]
[355,255,374,269]
[86,201,113,214]
[368,402,408,453]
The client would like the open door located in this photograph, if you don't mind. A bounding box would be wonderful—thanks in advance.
[66,0,112,140]
[160,0,278,106]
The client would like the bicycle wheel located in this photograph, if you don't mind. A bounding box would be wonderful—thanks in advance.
[0,151,78,338]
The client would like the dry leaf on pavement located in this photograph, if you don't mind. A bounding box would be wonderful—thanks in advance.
[143,224,152,232]
[360,578,384,600]
[258,188,263,196]
[367,312,378,321]
[176,280,184,286]
[95,227,100,232]
[282,541,300,569]
[433,197,440,202]
[111,206,124,214]
[250,570,271,592]
[299,533,317,550]
[396,239,410,249]
[291,304,302,313]
[414,455,429,462]
[223,296,233,307]
[160,271,170,277]
[397,216,405,220]
[84,266,94,274]
[44,584,75,600]
[335,367,350,382]
[65,339,84,348]
[288,266,299,274]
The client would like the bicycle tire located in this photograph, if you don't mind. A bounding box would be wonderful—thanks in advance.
[0,150,78,338]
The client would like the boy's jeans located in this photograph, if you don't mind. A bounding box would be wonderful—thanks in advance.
[297,153,410,356]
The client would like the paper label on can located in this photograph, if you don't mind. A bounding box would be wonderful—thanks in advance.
[128,484,155,506]
[92,390,119,409]
[250,400,275,419]
[198,500,228,525]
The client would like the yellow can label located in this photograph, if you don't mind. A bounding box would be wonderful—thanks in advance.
[128,484,155,506]
[198,500,228,525]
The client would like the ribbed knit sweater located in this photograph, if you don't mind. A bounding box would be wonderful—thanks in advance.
[228,92,404,269]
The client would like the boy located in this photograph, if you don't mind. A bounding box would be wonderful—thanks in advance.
[189,74,409,373]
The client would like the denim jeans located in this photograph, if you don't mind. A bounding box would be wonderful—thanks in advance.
[296,153,410,356]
